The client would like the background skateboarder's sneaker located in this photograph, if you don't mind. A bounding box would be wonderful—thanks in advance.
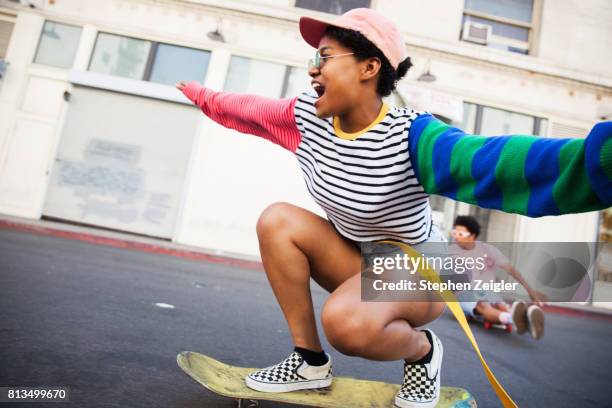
[527,305,545,340]
[511,301,528,335]
[395,330,443,408]
[245,352,332,392]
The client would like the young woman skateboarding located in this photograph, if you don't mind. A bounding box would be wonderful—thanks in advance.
[176,8,611,407]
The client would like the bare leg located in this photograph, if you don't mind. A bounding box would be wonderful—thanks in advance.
[321,273,445,361]
[256,202,361,351]
[257,202,444,361]
[474,301,504,324]
[492,303,509,312]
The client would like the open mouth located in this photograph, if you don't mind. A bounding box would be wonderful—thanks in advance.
[313,83,326,99]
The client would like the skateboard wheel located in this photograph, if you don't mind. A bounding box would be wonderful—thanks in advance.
[505,324,512,333]
[483,322,491,329]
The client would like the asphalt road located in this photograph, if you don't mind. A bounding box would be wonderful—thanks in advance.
[1,228,611,407]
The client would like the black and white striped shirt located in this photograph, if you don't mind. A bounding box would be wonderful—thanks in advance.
[294,91,432,244]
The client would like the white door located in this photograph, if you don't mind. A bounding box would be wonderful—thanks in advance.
[44,86,199,238]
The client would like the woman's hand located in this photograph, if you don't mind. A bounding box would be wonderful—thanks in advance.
[175,80,189,91]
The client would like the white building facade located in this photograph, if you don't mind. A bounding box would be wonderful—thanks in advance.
[0,0,610,304]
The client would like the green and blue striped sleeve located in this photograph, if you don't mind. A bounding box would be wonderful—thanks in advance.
[407,114,612,217]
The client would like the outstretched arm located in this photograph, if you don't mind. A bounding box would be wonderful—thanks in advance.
[408,114,612,217]
[178,81,302,152]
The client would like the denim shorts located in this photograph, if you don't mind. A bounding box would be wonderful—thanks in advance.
[332,222,448,252]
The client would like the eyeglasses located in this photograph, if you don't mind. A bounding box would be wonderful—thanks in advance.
[308,50,355,69]
[451,229,473,238]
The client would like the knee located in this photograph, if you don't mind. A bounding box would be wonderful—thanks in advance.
[430,301,446,320]
[256,202,296,239]
[321,300,378,357]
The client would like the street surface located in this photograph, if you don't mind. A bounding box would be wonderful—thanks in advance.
[1,229,611,407]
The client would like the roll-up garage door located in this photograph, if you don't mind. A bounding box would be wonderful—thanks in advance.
[44,86,199,238]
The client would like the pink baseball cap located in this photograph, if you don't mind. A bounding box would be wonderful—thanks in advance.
[299,8,406,70]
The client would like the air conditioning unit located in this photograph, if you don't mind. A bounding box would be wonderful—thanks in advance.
[462,21,492,45]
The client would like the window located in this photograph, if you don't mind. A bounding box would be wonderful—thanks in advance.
[224,56,310,98]
[148,43,211,86]
[89,33,151,80]
[461,0,536,55]
[89,33,211,85]
[463,102,547,136]
[33,21,82,68]
[224,56,285,98]
[295,0,370,15]
[281,66,310,98]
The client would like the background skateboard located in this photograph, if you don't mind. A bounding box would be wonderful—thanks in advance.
[468,315,513,333]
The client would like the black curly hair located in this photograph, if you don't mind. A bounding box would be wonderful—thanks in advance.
[323,26,412,97]
[453,215,481,238]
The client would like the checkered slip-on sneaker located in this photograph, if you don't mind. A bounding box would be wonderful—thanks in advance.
[395,330,443,408]
[245,351,333,393]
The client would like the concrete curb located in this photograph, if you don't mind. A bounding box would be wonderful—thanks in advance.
[541,303,612,322]
[0,217,263,272]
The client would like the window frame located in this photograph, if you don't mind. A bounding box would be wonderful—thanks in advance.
[462,0,543,56]
[88,31,212,84]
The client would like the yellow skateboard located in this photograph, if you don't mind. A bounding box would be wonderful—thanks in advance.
[177,351,477,408]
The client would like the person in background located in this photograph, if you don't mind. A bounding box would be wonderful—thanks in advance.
[451,215,547,339]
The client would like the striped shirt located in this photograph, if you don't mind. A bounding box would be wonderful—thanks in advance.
[293,91,432,243]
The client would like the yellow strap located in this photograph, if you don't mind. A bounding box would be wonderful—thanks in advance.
[383,241,518,408]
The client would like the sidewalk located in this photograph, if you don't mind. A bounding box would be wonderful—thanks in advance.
[2,213,611,320]
[0,214,263,271]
